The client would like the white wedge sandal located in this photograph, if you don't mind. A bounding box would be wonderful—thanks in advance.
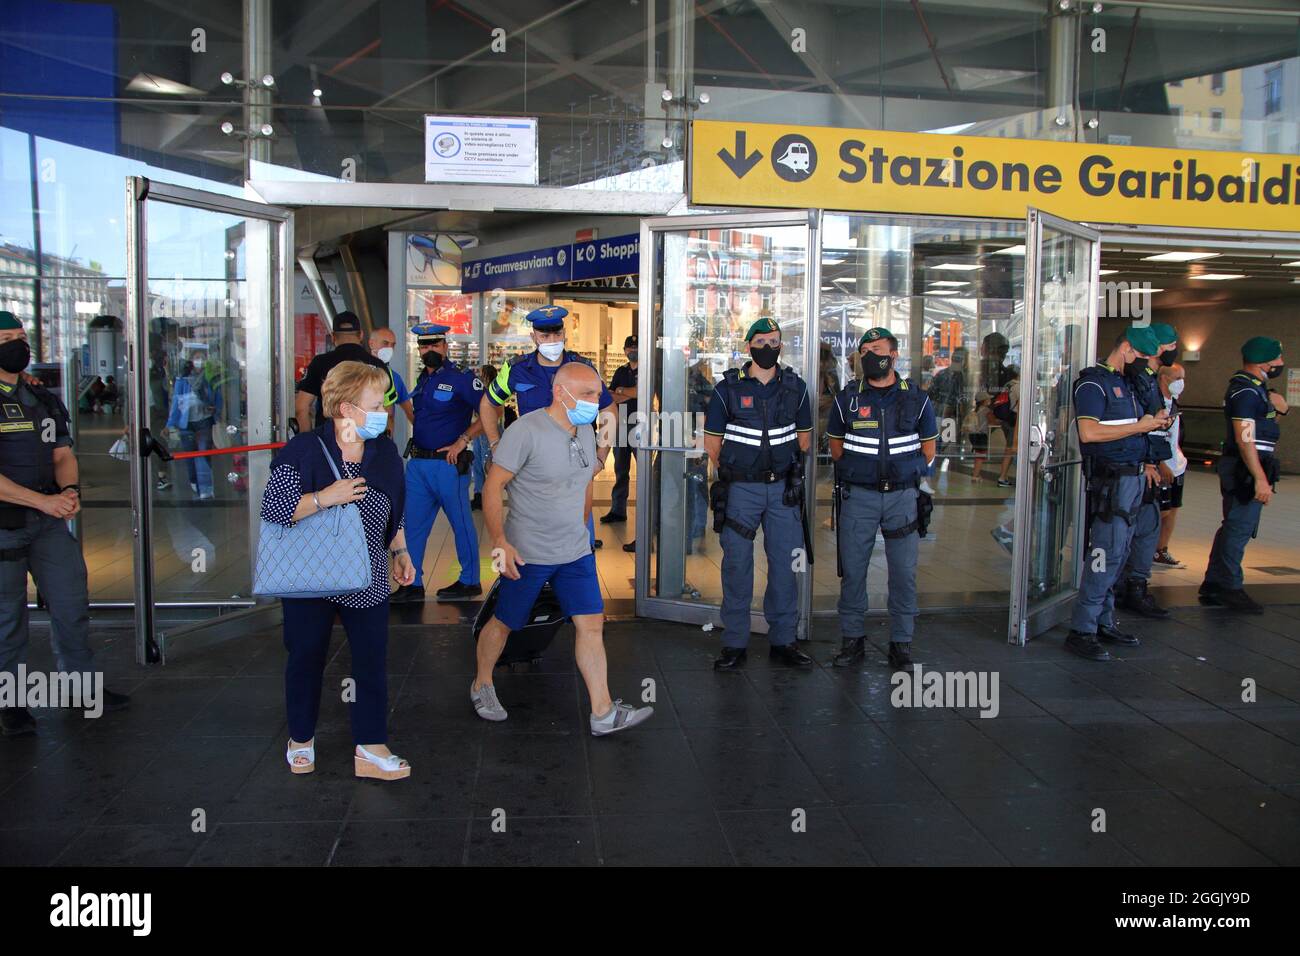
[286,738,315,775]
[354,744,411,781]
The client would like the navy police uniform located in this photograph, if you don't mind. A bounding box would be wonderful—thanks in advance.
[827,352,938,648]
[704,319,813,651]
[1070,345,1152,641]
[405,323,482,592]
[0,363,98,688]
[1202,336,1285,605]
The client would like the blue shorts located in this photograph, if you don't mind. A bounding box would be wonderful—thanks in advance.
[494,552,604,630]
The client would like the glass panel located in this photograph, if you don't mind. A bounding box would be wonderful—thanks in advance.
[1023,222,1092,608]
[814,214,1026,614]
[648,223,808,609]
[143,200,275,603]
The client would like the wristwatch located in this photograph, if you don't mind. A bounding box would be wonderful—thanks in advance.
[390,547,408,557]
[60,483,81,494]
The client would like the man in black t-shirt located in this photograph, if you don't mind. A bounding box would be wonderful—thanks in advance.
[602,335,638,526]
[294,311,388,428]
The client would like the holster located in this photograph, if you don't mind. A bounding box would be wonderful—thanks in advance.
[0,545,30,561]
[916,490,934,538]
[710,479,730,535]
[833,480,844,578]
[456,448,474,475]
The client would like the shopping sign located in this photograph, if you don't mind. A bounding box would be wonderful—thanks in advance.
[690,119,1300,231]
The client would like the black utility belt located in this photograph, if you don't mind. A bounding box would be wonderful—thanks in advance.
[721,468,789,484]
[1087,461,1143,478]
[408,445,448,459]
[840,478,918,493]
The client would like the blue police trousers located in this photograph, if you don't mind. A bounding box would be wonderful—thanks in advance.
[1204,495,1265,592]
[0,511,95,679]
[719,481,802,648]
[405,457,479,589]
[837,486,919,644]
[1122,490,1161,584]
[1070,473,1144,634]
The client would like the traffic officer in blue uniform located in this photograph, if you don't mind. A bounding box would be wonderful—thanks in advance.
[1200,336,1286,614]
[395,322,485,603]
[1067,326,1169,661]
[0,311,129,734]
[478,305,613,548]
[826,328,939,671]
[703,317,814,670]
[1115,321,1179,621]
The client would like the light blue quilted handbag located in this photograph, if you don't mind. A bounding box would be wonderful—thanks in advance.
[252,437,373,599]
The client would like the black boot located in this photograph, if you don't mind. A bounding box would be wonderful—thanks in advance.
[832,637,866,668]
[1064,630,1112,661]
[887,642,913,671]
[470,493,482,511]
[1118,578,1169,619]
[0,707,36,736]
[392,584,425,604]
[1098,621,1141,645]
[769,643,814,667]
[713,647,747,671]
[436,580,483,602]
[1215,588,1264,614]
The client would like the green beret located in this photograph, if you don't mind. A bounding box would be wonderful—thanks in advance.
[0,310,20,331]
[858,327,896,349]
[1242,335,1282,364]
[1149,322,1178,345]
[1124,325,1160,358]
[744,316,780,342]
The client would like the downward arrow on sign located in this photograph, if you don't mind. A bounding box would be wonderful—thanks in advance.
[717,130,762,178]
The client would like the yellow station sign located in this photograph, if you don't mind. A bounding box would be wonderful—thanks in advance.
[690,119,1300,231]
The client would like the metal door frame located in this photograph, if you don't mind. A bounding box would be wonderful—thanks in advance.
[1007,207,1101,645]
[125,176,294,663]
[634,208,819,631]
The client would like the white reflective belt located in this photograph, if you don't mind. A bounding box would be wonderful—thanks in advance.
[844,443,879,456]
[843,433,879,446]
[722,433,762,447]
[891,442,921,454]
[1100,417,1137,425]
[768,431,798,445]
[768,422,796,436]
[725,422,763,436]
[888,433,920,445]
[1256,440,1276,451]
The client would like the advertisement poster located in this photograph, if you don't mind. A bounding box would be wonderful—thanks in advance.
[406,233,468,288]
[408,291,474,336]
[484,290,547,338]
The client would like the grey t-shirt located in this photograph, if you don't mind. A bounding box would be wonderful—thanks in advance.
[493,408,595,565]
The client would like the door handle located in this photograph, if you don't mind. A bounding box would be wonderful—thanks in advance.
[139,426,173,462]
[1027,424,1044,463]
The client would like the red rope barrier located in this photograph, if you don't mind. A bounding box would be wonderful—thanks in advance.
[169,441,286,460]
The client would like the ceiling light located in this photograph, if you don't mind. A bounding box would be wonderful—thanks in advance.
[1232,308,1260,313]
[931,263,983,271]
[991,245,1025,255]
[834,277,858,284]
[929,280,969,287]
[1141,251,1220,262]
[1191,273,1245,281]
[1118,287,1163,294]
[927,290,962,296]
[312,88,323,98]
[126,72,204,96]
[1098,269,1118,275]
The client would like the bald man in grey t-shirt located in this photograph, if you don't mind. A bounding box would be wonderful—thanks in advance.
[473,362,652,737]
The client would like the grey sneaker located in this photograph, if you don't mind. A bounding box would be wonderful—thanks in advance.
[590,699,654,736]
[470,681,507,722]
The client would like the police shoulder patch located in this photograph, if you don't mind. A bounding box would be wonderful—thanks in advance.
[472,377,484,390]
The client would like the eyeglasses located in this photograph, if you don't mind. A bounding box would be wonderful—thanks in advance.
[568,436,588,469]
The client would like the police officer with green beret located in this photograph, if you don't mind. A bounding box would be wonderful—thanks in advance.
[1067,325,1169,661]
[1200,336,1286,613]
[703,317,814,670]
[0,311,129,734]
[827,328,939,670]
[1114,321,1180,623]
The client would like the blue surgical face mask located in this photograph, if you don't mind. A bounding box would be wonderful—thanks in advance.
[349,405,388,440]
[561,385,599,426]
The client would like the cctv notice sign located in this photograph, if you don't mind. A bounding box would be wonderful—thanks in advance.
[691,119,1300,231]
[425,115,538,185]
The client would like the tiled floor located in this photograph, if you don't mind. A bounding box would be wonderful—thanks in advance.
[3,602,1299,866]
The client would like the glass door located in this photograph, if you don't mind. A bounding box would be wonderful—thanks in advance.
[1008,209,1100,644]
[635,211,815,628]
[125,178,293,663]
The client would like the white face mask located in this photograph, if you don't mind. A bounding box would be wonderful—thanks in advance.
[1169,379,1185,398]
[537,340,565,361]
[375,346,394,364]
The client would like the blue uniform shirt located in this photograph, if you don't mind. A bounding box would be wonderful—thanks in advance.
[1073,362,1147,464]
[411,362,483,451]
[1224,370,1281,459]
[485,349,613,417]
[391,368,410,405]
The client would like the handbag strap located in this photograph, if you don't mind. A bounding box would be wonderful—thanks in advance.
[316,435,343,481]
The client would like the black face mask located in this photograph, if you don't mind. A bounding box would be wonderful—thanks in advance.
[1267,364,1284,379]
[0,339,30,374]
[862,351,892,380]
[421,349,444,370]
[1124,359,1146,378]
[1159,349,1179,367]
[749,345,780,370]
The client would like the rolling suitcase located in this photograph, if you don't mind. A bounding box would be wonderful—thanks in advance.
[472,578,567,666]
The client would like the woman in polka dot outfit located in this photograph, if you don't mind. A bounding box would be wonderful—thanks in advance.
[260,361,415,780]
